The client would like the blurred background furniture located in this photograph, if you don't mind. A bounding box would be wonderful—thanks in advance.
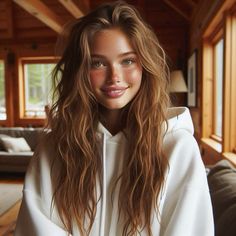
[207,159,236,236]
[0,127,43,173]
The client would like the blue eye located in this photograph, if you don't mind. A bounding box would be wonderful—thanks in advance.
[91,61,106,69]
[122,58,135,65]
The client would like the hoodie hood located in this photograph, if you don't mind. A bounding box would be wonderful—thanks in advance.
[166,107,194,135]
[97,107,194,141]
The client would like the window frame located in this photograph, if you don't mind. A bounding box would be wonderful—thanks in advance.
[202,26,223,144]
[0,55,13,127]
[18,57,58,126]
[223,11,236,155]
[202,4,236,164]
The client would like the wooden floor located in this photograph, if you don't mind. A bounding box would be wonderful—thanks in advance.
[0,173,24,236]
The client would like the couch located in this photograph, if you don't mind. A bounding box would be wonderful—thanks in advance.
[207,159,236,236]
[0,127,43,173]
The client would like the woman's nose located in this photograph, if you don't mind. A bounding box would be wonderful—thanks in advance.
[107,65,121,84]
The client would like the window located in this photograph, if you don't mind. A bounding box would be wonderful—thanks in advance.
[202,2,236,163]
[213,39,224,139]
[0,60,6,120]
[21,60,56,118]
[202,29,224,146]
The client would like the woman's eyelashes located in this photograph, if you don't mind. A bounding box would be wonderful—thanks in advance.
[121,58,136,66]
[91,57,137,69]
[91,60,106,69]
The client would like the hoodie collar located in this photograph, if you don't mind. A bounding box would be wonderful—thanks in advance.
[97,122,127,143]
[97,107,194,139]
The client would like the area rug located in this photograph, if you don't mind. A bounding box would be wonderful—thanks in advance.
[0,183,23,216]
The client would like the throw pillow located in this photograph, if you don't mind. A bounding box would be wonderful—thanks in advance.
[0,136,31,153]
[0,134,11,151]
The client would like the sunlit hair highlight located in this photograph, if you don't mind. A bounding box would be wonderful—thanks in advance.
[48,1,170,235]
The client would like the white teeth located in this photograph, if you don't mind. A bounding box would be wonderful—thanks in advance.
[110,90,122,94]
[103,89,125,97]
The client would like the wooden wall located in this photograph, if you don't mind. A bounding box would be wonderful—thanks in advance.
[0,0,60,126]
[188,0,225,164]
[1,0,232,164]
[0,0,190,127]
[146,1,189,107]
[0,43,56,127]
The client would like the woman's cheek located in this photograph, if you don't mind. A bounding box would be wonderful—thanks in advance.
[126,66,142,82]
[89,70,105,88]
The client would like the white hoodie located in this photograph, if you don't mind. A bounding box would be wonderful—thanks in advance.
[15,107,214,236]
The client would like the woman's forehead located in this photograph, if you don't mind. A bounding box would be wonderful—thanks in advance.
[90,28,135,54]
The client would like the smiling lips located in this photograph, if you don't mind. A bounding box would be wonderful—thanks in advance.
[101,86,128,98]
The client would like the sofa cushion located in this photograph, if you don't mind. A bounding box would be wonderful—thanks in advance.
[0,127,44,173]
[0,127,43,151]
[0,134,11,151]
[207,159,236,236]
[20,128,43,151]
[0,136,31,153]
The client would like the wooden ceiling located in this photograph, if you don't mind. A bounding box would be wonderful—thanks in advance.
[0,0,201,42]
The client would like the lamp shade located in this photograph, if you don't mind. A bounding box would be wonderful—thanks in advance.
[170,70,188,92]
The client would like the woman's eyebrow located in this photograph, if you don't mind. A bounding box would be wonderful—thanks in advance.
[90,54,106,58]
[119,52,136,57]
[91,51,136,58]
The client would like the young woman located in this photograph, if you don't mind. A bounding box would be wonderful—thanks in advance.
[15,1,214,235]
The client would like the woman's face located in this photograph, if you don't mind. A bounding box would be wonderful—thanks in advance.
[89,28,142,110]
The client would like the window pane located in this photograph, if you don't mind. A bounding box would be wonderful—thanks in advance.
[24,63,55,118]
[214,39,224,137]
[0,61,6,120]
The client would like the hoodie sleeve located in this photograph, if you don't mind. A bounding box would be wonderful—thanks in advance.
[160,129,214,236]
[14,137,70,236]
[15,192,70,236]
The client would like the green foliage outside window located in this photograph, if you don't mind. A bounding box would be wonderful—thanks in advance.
[24,63,55,117]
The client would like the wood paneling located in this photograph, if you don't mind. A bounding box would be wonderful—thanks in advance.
[0,0,220,127]
[188,0,225,144]
[0,0,14,39]
[12,3,57,40]
[0,42,55,127]
[58,0,84,18]
[13,0,65,33]
[190,0,236,165]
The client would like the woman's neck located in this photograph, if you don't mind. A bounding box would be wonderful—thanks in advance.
[99,107,127,136]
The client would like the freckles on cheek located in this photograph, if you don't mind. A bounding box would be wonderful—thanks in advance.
[89,71,104,88]
[127,68,143,82]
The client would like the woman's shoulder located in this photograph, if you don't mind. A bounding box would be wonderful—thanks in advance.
[163,107,196,145]
[163,107,203,171]
[165,106,194,135]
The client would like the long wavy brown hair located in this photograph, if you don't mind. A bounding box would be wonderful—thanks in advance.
[48,1,170,235]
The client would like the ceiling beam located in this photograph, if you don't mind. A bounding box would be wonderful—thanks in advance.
[58,0,84,18]
[13,0,64,33]
[164,0,191,21]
